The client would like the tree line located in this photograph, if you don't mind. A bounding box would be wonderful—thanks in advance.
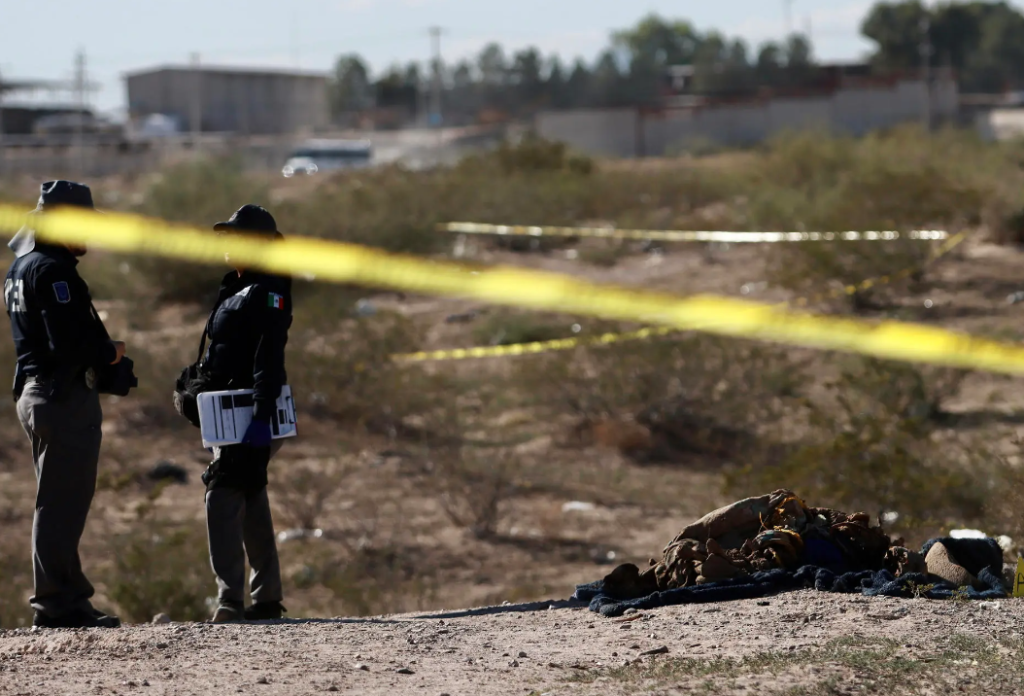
[330,1,1024,125]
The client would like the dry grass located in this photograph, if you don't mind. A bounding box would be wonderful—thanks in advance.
[2,129,1024,625]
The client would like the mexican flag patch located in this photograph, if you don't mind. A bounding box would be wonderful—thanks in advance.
[268,292,285,310]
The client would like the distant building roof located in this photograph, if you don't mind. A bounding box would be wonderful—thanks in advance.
[123,65,328,80]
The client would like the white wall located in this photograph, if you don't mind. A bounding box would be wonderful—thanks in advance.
[537,79,959,157]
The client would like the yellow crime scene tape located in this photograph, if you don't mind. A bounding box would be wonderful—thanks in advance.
[440,222,950,243]
[399,230,971,362]
[0,205,1019,377]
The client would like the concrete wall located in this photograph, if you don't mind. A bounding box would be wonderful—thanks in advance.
[126,69,329,135]
[975,108,1024,141]
[537,79,959,157]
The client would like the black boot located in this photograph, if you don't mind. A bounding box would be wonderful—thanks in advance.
[210,601,245,623]
[244,601,287,621]
[34,608,121,629]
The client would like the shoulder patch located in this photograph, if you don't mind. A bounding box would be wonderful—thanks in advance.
[52,281,71,304]
[267,292,285,310]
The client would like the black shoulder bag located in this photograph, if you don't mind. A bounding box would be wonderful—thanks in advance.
[173,326,224,428]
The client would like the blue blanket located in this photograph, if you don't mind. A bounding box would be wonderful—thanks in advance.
[574,537,1007,617]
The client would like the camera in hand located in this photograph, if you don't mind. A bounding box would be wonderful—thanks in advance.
[97,356,139,396]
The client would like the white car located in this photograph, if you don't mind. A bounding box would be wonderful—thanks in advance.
[281,140,373,177]
[281,157,319,178]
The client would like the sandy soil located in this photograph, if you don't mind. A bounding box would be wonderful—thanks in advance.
[1,591,1021,696]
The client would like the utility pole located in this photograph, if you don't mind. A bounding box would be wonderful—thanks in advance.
[429,26,444,131]
[190,52,203,143]
[0,68,6,177]
[74,49,88,176]
[919,12,932,131]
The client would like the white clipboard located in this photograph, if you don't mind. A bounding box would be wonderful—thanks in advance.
[197,386,297,449]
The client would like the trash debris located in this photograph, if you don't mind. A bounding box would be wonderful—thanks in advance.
[565,249,579,260]
[881,511,900,525]
[740,282,768,296]
[562,501,596,513]
[951,529,1014,553]
[354,299,376,317]
[152,613,171,625]
[979,601,1000,610]
[445,311,478,324]
[277,528,324,543]
[147,462,188,485]
[1007,291,1024,305]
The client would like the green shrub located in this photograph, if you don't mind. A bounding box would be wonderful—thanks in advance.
[105,521,212,623]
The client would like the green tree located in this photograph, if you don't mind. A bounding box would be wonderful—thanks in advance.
[862,1,1024,91]
[329,54,373,118]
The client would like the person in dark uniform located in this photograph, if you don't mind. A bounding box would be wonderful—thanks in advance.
[198,204,292,623]
[4,181,126,629]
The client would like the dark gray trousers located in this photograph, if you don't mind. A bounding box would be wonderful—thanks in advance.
[16,378,102,618]
[205,442,283,606]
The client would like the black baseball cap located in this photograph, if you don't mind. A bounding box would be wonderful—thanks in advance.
[35,180,96,211]
[213,204,280,237]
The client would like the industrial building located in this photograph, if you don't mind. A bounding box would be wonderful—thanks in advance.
[124,65,329,135]
[538,67,959,157]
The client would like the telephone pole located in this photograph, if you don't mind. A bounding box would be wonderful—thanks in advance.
[0,69,6,176]
[428,26,444,130]
[919,12,932,130]
[73,49,88,175]
[190,52,203,143]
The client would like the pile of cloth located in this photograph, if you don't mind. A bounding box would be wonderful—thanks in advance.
[575,490,1008,617]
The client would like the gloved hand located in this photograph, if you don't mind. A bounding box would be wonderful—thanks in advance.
[241,419,272,448]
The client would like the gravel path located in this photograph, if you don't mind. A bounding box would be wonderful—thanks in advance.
[1,591,1021,695]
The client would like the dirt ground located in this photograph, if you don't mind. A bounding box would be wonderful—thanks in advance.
[2,591,1024,695]
[4,219,1024,694]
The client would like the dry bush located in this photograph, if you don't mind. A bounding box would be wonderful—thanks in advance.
[0,491,32,628]
[725,357,989,535]
[431,445,522,539]
[271,460,352,532]
[125,156,269,303]
[103,520,212,623]
[471,310,578,347]
[289,307,452,436]
[288,543,437,617]
[753,128,1023,305]
[519,333,806,455]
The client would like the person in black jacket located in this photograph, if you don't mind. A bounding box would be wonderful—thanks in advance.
[199,204,293,623]
[4,181,126,629]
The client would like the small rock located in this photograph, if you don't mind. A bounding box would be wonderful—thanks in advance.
[327,687,339,693]
[508,660,519,668]
[640,646,669,657]
[256,676,269,685]
[396,668,414,675]
[757,601,770,607]
[518,651,527,659]
[155,643,168,650]
[152,614,171,625]
[148,462,188,485]
[354,664,369,672]
[623,608,638,615]
[141,681,150,687]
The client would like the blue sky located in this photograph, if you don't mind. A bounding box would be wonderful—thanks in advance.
[0,0,986,113]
